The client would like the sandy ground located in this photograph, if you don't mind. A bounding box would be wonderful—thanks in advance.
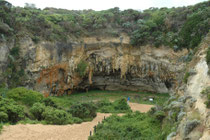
[0,103,153,140]
[129,103,154,113]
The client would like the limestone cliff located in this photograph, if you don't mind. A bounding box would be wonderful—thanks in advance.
[0,34,187,95]
[168,34,210,140]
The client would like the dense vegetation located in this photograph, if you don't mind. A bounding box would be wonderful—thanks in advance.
[0,88,170,133]
[89,112,163,140]
[0,0,209,50]
[0,87,88,126]
[88,107,177,140]
[0,88,146,130]
[0,86,173,139]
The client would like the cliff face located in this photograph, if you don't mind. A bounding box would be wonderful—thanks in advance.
[171,34,210,140]
[1,35,186,95]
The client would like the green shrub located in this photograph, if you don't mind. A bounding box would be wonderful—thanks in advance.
[183,72,190,84]
[30,103,46,121]
[77,60,88,77]
[42,107,73,125]
[0,98,24,123]
[170,107,181,122]
[98,105,114,113]
[6,87,43,106]
[72,117,83,124]
[204,94,210,108]
[10,47,19,58]
[97,98,131,113]
[96,99,112,108]
[0,112,8,122]
[0,123,2,133]
[201,87,210,108]
[148,107,157,115]
[96,99,113,113]
[154,111,166,122]
[206,47,210,65]
[42,97,58,108]
[113,98,131,111]
[69,102,97,120]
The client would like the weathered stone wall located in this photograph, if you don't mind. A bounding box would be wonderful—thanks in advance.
[0,35,187,95]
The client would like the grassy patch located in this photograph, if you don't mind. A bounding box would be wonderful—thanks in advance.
[97,98,131,113]
[51,90,169,110]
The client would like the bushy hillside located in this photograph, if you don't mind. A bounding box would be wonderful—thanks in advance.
[0,0,209,49]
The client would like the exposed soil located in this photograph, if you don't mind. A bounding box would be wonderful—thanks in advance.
[0,103,153,140]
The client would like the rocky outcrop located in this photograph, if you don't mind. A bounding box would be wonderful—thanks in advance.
[172,34,210,140]
[8,35,186,95]
[0,41,14,83]
[0,35,187,95]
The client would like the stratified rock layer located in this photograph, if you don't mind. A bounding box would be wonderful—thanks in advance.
[7,35,186,95]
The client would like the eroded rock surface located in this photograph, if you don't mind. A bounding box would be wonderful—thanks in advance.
[10,35,186,95]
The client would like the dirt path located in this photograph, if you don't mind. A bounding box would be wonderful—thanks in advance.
[0,103,153,140]
[129,103,154,113]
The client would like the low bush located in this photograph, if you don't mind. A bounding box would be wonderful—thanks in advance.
[0,123,2,133]
[113,98,130,111]
[206,47,210,65]
[42,107,73,125]
[30,103,46,121]
[96,99,112,108]
[96,99,114,113]
[205,94,210,108]
[97,98,131,113]
[42,97,58,108]
[72,117,83,124]
[201,87,210,108]
[170,107,181,122]
[69,102,97,120]
[6,87,43,106]
[183,72,190,84]
[0,112,8,122]
[0,98,24,123]
[154,111,166,122]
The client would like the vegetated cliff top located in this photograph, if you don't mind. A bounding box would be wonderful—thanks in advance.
[0,0,209,49]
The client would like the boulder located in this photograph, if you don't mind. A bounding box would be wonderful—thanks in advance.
[0,22,13,34]
[167,132,176,140]
[168,101,184,109]
[182,119,200,137]
[177,111,186,121]
[188,68,197,75]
